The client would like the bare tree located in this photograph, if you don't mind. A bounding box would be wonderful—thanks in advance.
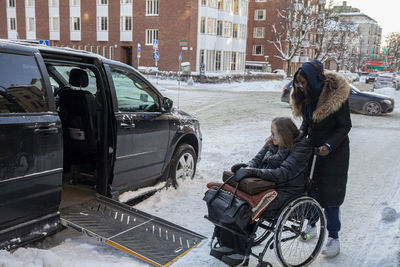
[385,32,400,72]
[324,20,360,71]
[268,0,317,75]
[313,0,339,61]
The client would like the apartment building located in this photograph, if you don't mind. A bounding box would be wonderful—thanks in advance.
[0,0,249,73]
[246,0,324,74]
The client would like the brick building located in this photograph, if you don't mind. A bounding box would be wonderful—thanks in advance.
[0,0,249,73]
[246,0,324,75]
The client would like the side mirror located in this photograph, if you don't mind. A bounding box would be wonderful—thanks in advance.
[162,97,173,112]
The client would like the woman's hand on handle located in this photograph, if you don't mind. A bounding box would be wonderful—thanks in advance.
[318,146,330,156]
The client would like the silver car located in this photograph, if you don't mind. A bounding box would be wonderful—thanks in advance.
[374,75,396,89]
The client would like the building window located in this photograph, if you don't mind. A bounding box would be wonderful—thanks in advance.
[253,27,264,38]
[49,17,60,32]
[145,29,158,45]
[97,46,101,54]
[254,9,266,20]
[71,0,80,6]
[252,45,264,56]
[217,20,223,36]
[78,45,82,50]
[217,0,223,9]
[146,0,159,15]
[26,0,34,7]
[98,0,108,4]
[91,46,95,52]
[8,0,16,7]
[223,21,232,37]
[233,0,239,14]
[207,18,216,35]
[201,0,206,5]
[97,17,108,31]
[206,50,215,71]
[49,0,59,7]
[255,0,266,2]
[8,18,16,31]
[27,17,35,32]
[103,46,107,58]
[121,0,132,3]
[239,24,246,39]
[239,0,247,16]
[84,45,88,51]
[208,0,217,8]
[121,16,132,31]
[231,52,236,71]
[215,51,221,71]
[233,24,238,38]
[71,17,80,31]
[109,46,114,60]
[200,17,206,34]
[224,0,233,12]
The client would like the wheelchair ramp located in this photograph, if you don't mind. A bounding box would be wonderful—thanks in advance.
[60,195,205,267]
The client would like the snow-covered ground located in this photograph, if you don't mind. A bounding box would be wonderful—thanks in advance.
[1,79,399,267]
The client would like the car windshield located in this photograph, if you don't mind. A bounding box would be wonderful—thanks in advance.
[369,73,378,77]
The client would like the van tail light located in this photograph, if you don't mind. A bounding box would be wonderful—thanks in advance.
[283,88,288,93]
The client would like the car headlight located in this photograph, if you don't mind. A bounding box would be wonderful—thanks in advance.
[382,100,392,105]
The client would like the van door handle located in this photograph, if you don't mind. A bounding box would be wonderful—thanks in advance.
[33,126,59,135]
[120,122,135,129]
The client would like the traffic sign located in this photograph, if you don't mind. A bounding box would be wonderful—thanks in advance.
[153,39,158,50]
[39,40,49,46]
[137,43,141,58]
[154,51,159,61]
[178,52,182,62]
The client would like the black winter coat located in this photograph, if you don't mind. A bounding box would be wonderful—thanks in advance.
[290,71,352,207]
[248,137,312,211]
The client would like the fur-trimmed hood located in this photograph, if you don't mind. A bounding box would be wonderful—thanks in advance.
[290,71,350,122]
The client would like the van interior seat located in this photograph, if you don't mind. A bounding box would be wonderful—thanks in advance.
[59,69,98,170]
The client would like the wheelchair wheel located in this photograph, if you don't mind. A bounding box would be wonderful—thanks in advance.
[274,197,326,267]
[253,222,271,246]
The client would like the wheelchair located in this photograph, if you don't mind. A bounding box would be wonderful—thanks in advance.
[205,151,327,267]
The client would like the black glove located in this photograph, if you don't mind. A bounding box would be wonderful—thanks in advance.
[231,163,248,173]
[232,168,257,182]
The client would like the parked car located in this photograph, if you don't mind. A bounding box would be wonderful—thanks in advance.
[280,81,293,103]
[0,40,202,249]
[339,70,359,82]
[366,73,379,83]
[281,81,394,115]
[373,74,397,89]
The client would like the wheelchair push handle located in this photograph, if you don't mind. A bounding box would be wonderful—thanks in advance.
[309,148,319,181]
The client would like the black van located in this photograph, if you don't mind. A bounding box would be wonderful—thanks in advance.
[0,40,202,249]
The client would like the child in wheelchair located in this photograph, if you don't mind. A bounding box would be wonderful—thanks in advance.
[204,117,313,266]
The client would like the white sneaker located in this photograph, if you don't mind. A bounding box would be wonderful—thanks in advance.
[321,237,340,257]
[301,225,317,241]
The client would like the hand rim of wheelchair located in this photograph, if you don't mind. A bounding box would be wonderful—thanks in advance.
[272,196,326,267]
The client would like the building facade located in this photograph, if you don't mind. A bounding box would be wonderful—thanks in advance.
[246,0,324,74]
[0,0,249,73]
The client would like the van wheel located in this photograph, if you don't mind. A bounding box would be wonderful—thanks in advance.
[170,144,196,188]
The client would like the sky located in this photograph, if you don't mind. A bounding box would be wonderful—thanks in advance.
[342,0,400,41]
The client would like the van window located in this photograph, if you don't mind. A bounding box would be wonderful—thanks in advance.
[0,52,48,113]
[50,65,98,95]
[110,68,159,112]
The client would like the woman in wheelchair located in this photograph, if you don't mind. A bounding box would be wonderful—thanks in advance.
[206,117,326,266]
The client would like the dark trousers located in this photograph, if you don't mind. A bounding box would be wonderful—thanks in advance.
[309,184,341,239]
[324,206,341,239]
[215,227,248,255]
